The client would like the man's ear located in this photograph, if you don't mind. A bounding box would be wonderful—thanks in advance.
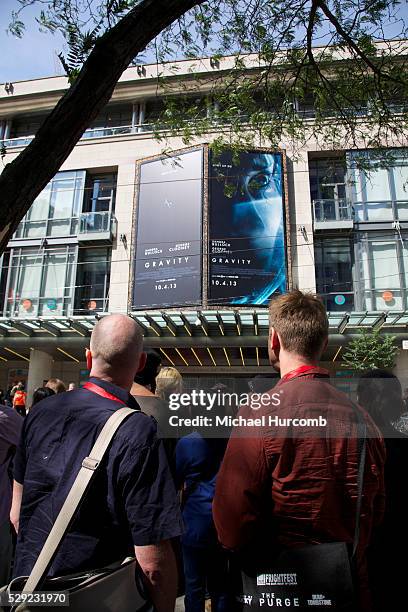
[271,328,281,354]
[136,351,147,373]
[85,348,92,371]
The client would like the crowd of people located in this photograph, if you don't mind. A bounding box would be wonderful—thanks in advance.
[0,290,407,611]
[0,378,76,417]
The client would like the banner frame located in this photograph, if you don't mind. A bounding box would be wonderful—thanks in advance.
[204,146,291,309]
[129,144,207,311]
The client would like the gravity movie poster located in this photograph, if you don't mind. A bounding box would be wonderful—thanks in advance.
[132,149,203,309]
[209,150,287,306]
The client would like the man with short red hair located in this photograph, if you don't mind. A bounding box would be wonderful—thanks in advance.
[213,290,385,610]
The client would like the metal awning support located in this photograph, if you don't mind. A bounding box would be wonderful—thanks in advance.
[0,309,406,346]
[144,314,162,336]
[40,321,61,337]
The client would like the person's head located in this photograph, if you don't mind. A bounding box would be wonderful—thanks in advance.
[32,386,55,407]
[357,369,404,432]
[68,382,76,391]
[134,350,162,392]
[268,290,329,371]
[87,314,145,390]
[155,367,182,402]
[17,382,24,391]
[45,378,66,394]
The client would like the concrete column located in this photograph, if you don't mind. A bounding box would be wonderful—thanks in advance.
[131,102,139,133]
[288,151,316,293]
[3,120,11,140]
[26,349,53,405]
[108,163,136,313]
[138,102,146,133]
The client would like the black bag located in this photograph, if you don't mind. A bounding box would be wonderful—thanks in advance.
[235,409,367,611]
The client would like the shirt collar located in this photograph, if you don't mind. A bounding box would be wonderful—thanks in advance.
[280,365,330,383]
[88,377,139,410]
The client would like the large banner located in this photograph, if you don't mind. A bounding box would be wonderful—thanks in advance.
[209,150,287,305]
[132,149,203,309]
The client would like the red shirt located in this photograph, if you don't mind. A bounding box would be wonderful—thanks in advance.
[213,369,385,610]
[13,390,26,407]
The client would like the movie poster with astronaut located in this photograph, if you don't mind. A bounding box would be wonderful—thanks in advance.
[132,148,203,309]
[209,150,287,306]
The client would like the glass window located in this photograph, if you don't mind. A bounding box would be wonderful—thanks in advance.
[23,187,50,238]
[370,240,398,289]
[8,251,43,316]
[365,201,393,221]
[80,174,117,233]
[309,158,348,223]
[87,103,132,129]
[0,252,10,315]
[40,250,74,315]
[364,167,391,201]
[394,165,408,200]
[348,150,408,222]
[360,234,404,310]
[5,246,76,317]
[49,175,76,236]
[16,171,85,239]
[10,114,49,138]
[83,174,117,213]
[74,248,110,315]
[314,239,354,311]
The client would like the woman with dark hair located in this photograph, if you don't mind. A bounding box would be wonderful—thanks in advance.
[357,369,408,611]
[31,387,55,411]
[133,349,162,394]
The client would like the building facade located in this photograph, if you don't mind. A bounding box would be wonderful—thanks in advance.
[1,53,408,399]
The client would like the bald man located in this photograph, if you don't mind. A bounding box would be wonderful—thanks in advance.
[10,315,181,611]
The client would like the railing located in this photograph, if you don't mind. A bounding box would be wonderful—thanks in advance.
[13,216,79,239]
[0,103,408,148]
[78,211,116,235]
[3,101,407,149]
[12,212,115,240]
[81,125,133,139]
[313,198,354,224]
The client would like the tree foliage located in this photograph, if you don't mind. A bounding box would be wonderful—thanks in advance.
[0,0,408,250]
[342,329,400,372]
[8,0,408,153]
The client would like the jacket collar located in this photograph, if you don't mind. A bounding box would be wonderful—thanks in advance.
[87,377,139,410]
[280,365,330,383]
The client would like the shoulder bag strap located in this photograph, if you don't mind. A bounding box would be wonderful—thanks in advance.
[23,406,135,593]
[351,402,367,559]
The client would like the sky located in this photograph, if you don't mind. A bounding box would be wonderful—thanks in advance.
[1,0,408,84]
[0,0,66,83]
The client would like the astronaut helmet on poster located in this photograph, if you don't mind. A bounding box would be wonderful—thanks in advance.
[209,150,287,306]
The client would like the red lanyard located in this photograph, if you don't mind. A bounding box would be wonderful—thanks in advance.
[280,365,330,383]
[83,381,126,405]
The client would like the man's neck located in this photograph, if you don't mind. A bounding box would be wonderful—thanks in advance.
[278,354,319,379]
[89,371,132,392]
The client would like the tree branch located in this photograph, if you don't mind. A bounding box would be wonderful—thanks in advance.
[316,0,406,85]
[0,0,204,251]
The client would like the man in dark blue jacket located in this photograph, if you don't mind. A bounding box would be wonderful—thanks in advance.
[10,314,182,612]
[0,403,23,585]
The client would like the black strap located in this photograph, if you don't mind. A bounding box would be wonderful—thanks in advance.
[352,402,367,558]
